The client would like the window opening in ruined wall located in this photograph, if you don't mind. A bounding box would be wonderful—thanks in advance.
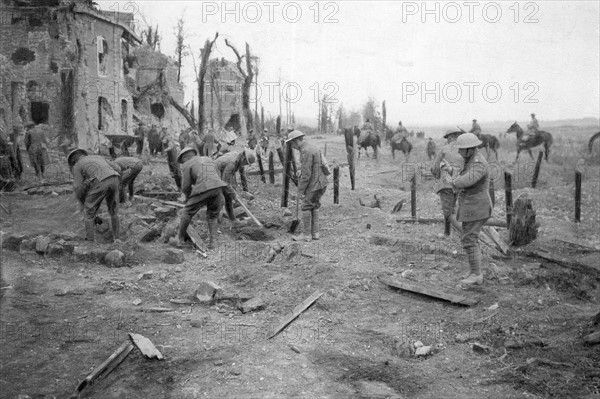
[98,97,113,131]
[121,100,128,132]
[97,36,108,76]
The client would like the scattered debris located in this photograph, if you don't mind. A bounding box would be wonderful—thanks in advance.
[141,307,173,313]
[584,331,600,345]
[164,248,185,264]
[132,299,142,306]
[187,226,207,256]
[129,333,164,360]
[137,271,154,280]
[472,342,490,354]
[290,345,301,354]
[391,199,406,213]
[239,297,265,313]
[104,250,125,267]
[195,281,222,303]
[415,345,432,356]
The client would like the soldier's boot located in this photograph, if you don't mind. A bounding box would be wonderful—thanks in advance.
[84,218,95,242]
[207,218,217,249]
[311,209,320,240]
[226,199,236,222]
[444,216,451,236]
[110,214,120,242]
[460,244,483,285]
[293,211,312,242]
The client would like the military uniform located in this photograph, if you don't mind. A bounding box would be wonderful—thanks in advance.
[469,121,482,136]
[450,148,493,280]
[215,151,241,221]
[432,140,464,229]
[115,156,143,202]
[164,138,181,190]
[24,125,47,177]
[178,155,228,247]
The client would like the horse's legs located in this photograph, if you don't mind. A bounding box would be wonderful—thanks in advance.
[515,146,521,162]
[392,147,395,160]
[544,141,550,161]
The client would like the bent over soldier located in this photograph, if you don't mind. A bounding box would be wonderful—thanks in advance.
[215,149,256,221]
[114,156,143,203]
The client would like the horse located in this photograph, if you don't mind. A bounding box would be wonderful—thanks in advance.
[506,122,553,161]
[478,134,500,159]
[354,127,381,159]
[391,136,412,160]
[589,132,600,154]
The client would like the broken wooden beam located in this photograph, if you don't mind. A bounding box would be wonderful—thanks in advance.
[396,217,507,228]
[246,167,283,177]
[137,191,180,201]
[481,226,509,255]
[134,195,184,208]
[380,277,480,306]
[187,225,207,256]
[530,249,600,274]
[129,333,164,360]
[268,290,323,339]
[74,340,134,394]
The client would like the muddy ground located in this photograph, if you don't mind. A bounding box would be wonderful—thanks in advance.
[1,128,600,399]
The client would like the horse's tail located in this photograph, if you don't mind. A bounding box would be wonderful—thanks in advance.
[544,131,553,160]
[588,132,600,153]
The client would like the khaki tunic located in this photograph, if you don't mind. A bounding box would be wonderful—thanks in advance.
[298,142,328,196]
[452,149,493,222]
[432,142,464,193]
[181,156,227,200]
[72,155,120,203]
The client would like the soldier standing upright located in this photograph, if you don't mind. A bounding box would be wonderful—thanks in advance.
[24,122,47,178]
[442,133,493,285]
[286,131,329,242]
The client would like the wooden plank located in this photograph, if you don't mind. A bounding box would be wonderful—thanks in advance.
[75,341,133,393]
[137,191,180,201]
[267,291,323,340]
[247,167,283,177]
[531,249,600,274]
[186,226,207,256]
[482,226,509,254]
[380,277,480,306]
[396,217,507,228]
[134,195,184,209]
[129,333,164,360]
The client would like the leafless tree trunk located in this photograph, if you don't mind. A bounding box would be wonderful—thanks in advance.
[225,40,256,133]
[198,33,219,136]
[174,16,188,83]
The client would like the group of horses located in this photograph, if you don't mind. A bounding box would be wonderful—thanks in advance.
[343,122,559,163]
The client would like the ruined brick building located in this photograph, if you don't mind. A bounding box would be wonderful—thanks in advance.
[0,0,187,152]
[205,57,244,132]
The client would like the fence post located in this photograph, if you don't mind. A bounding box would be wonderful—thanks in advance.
[411,174,417,218]
[281,143,293,208]
[269,151,275,184]
[504,171,513,227]
[531,151,544,188]
[256,151,266,183]
[333,166,339,204]
[575,169,582,223]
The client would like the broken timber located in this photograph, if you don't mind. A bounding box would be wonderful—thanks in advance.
[74,340,134,394]
[267,290,323,339]
[481,226,509,254]
[187,226,208,257]
[530,249,600,274]
[380,277,480,306]
[134,195,184,208]
[129,333,164,360]
[396,217,507,228]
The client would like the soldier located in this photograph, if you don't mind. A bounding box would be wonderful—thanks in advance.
[216,149,256,222]
[163,136,181,190]
[247,129,257,150]
[426,137,437,160]
[176,147,228,249]
[469,119,481,137]
[24,122,47,178]
[134,122,145,155]
[286,131,329,242]
[524,113,539,141]
[441,133,493,285]
[396,121,408,136]
[114,156,143,203]
[431,130,464,236]
[67,149,121,242]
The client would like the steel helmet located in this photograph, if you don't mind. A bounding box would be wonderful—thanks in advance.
[177,147,197,163]
[67,148,88,166]
[244,148,256,165]
[454,133,482,149]
[285,130,305,143]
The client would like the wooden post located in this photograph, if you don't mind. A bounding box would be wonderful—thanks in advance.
[333,166,339,204]
[239,166,248,192]
[489,179,495,207]
[269,151,275,184]
[276,147,285,166]
[504,171,513,227]
[324,143,327,157]
[509,194,537,246]
[410,174,417,218]
[531,151,543,188]
[281,143,293,208]
[575,169,582,222]
[256,151,266,183]
[344,128,355,190]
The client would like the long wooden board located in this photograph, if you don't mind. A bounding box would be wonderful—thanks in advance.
[397,218,507,228]
[531,249,600,273]
[75,341,133,393]
[186,225,207,256]
[267,291,323,339]
[482,226,509,254]
[380,277,480,306]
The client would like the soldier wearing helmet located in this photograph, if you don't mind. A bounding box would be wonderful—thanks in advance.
[286,130,329,241]
[441,132,493,285]
[215,148,256,222]
[175,147,228,249]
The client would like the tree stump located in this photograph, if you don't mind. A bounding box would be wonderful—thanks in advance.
[509,194,538,246]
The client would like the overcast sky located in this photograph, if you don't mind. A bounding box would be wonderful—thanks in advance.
[98,1,600,127]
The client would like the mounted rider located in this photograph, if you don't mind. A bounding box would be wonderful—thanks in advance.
[391,121,408,144]
[359,118,373,144]
[524,113,539,141]
[469,119,481,138]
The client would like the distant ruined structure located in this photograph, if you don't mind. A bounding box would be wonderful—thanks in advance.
[0,0,187,152]
[205,57,244,132]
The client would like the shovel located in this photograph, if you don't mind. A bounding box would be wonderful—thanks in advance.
[288,185,301,233]
[232,188,264,228]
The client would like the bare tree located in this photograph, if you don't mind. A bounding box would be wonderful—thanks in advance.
[382,100,387,132]
[143,25,161,50]
[224,40,256,133]
[174,16,189,83]
[197,33,219,136]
